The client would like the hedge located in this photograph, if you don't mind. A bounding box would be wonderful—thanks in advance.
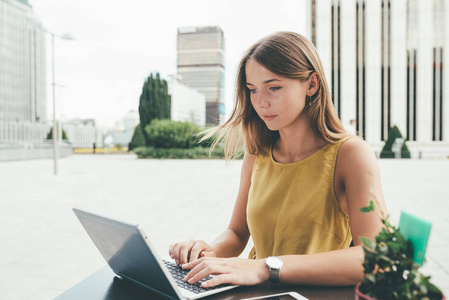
[133,146,229,159]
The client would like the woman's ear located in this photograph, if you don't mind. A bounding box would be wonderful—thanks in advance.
[307,72,320,96]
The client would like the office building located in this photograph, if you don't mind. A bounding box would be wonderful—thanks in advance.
[168,76,206,128]
[0,0,50,158]
[308,0,449,157]
[0,0,46,124]
[62,119,103,148]
[177,26,225,125]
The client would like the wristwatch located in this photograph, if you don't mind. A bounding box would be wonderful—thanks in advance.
[265,256,283,283]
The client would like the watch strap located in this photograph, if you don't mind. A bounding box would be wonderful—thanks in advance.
[269,267,280,283]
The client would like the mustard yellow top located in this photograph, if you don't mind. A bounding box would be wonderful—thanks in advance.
[247,137,352,259]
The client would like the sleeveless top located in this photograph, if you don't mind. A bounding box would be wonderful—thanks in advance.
[247,137,352,259]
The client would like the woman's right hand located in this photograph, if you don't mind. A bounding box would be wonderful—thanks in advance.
[169,239,216,265]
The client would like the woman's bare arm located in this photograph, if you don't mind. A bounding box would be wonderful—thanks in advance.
[169,153,256,264]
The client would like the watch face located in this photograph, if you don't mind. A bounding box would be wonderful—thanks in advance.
[266,256,283,269]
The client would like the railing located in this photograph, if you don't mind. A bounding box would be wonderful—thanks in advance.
[0,120,103,148]
[0,120,49,144]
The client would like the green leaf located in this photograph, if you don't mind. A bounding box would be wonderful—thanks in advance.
[359,200,375,213]
[427,282,443,294]
[367,274,376,284]
[368,199,375,211]
[359,207,372,213]
[360,236,376,250]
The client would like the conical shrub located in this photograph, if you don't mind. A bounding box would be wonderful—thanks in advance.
[380,125,411,158]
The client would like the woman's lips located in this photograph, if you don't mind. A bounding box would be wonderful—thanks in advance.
[263,115,277,121]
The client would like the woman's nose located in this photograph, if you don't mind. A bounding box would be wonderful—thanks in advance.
[253,92,269,108]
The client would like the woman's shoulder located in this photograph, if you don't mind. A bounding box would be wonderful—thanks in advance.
[336,137,378,173]
[243,151,258,164]
[338,137,373,156]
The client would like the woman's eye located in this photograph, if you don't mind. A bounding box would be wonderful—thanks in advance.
[269,87,281,92]
[249,89,258,94]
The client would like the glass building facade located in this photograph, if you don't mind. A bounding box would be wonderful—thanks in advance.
[177,26,225,125]
[0,0,46,124]
[308,0,449,157]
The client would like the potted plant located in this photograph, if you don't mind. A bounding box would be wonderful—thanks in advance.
[356,199,444,300]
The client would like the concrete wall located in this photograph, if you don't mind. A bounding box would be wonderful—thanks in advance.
[0,144,72,162]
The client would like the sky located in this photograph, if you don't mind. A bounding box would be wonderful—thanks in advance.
[29,0,307,127]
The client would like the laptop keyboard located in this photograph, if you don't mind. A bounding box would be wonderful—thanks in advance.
[163,260,230,294]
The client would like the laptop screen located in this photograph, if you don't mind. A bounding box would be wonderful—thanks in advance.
[73,208,180,299]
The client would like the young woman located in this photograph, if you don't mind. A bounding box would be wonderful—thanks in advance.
[169,31,387,288]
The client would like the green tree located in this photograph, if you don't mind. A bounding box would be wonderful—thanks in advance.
[138,73,171,145]
[128,124,146,151]
[380,125,411,158]
[46,127,69,141]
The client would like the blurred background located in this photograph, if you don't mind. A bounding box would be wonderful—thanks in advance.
[1,0,448,158]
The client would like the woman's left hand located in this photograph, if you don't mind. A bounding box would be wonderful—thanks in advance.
[181,257,269,288]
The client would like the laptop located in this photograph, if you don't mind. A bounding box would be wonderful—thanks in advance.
[73,208,238,299]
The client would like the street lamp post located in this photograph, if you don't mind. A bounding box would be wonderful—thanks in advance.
[51,33,58,175]
[46,31,74,175]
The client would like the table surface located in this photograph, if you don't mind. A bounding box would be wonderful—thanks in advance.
[54,266,355,300]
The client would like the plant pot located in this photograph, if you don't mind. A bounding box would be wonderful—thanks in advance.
[355,282,446,300]
[355,282,377,300]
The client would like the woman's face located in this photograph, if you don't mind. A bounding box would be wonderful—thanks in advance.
[245,59,309,132]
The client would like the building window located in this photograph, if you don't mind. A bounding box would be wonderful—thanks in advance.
[406,0,418,141]
[432,48,443,141]
[381,0,391,141]
[331,0,341,118]
[432,0,444,141]
[406,49,417,141]
[331,4,335,109]
[356,0,366,138]
[311,0,316,45]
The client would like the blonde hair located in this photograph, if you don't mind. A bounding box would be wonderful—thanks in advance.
[204,31,348,160]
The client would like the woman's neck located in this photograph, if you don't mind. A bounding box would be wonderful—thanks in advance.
[273,117,326,163]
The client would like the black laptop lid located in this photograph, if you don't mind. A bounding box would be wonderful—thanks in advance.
[73,208,179,300]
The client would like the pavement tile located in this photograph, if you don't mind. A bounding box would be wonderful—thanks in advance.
[1,155,448,299]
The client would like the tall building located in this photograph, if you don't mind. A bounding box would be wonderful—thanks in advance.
[308,0,449,157]
[177,26,225,125]
[0,0,72,161]
[0,0,46,123]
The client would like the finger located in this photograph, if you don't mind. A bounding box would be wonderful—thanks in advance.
[185,262,229,284]
[201,251,215,258]
[202,274,233,288]
[171,243,182,264]
[189,242,206,263]
[182,256,219,270]
[179,240,195,265]
[182,256,205,271]
[168,244,176,259]
[182,259,209,282]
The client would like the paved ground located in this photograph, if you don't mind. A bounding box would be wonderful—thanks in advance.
[0,154,448,299]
